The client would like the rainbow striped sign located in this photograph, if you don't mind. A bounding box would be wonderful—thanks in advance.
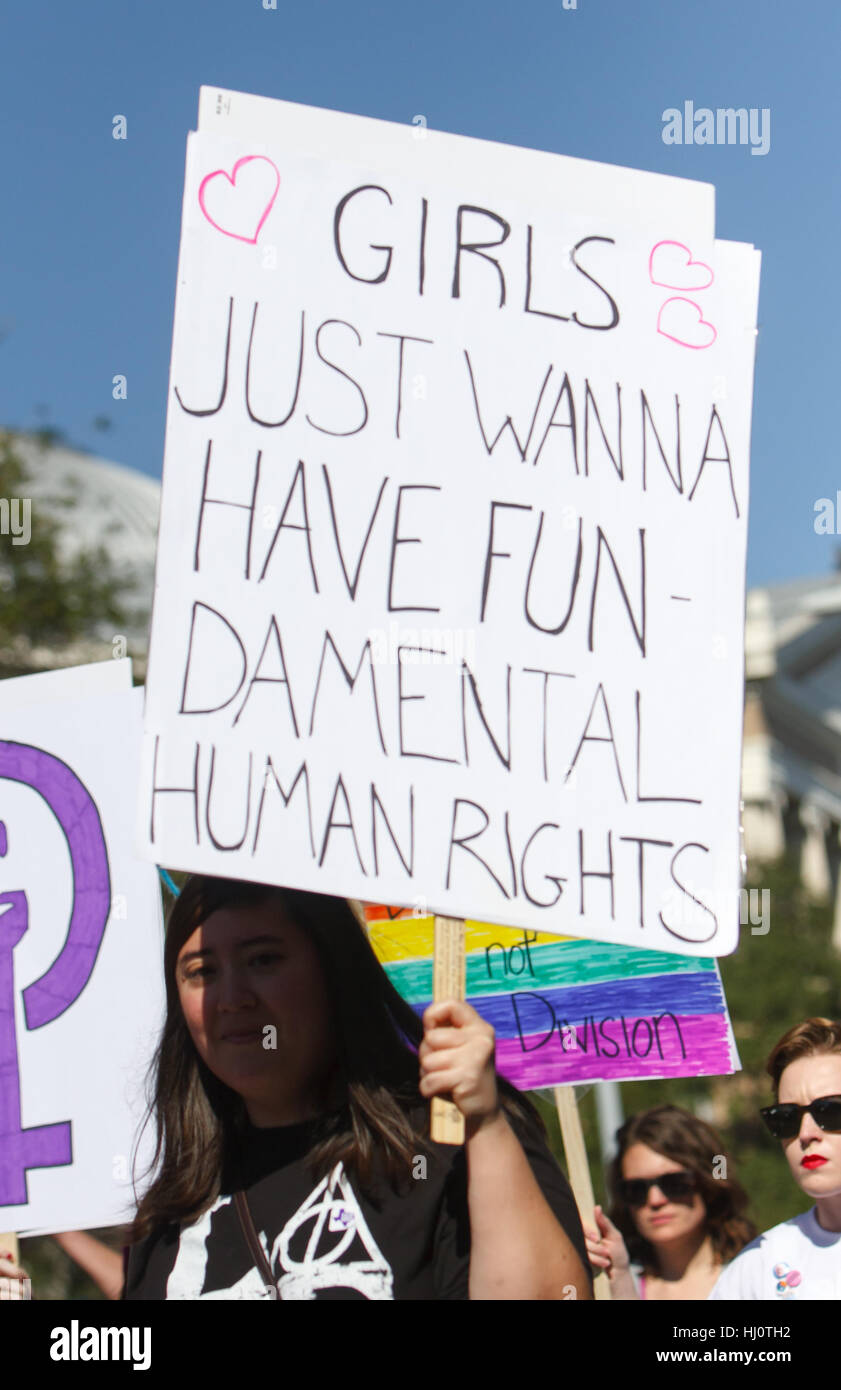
[366,908,738,1089]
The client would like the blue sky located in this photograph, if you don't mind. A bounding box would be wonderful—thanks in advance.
[1,0,838,588]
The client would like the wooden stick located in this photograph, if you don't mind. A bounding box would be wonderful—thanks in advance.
[554,1086,611,1301]
[430,915,466,1144]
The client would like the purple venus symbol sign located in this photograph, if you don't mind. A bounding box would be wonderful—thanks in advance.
[0,741,110,1207]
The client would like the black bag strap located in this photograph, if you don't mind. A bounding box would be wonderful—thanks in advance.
[234,1189,279,1298]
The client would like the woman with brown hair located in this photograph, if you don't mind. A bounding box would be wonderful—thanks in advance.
[122,874,590,1300]
[709,1017,841,1300]
[585,1104,755,1299]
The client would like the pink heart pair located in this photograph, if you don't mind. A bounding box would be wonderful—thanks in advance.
[649,240,716,350]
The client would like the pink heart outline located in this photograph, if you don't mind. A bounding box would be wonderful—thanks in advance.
[198,155,280,244]
[649,240,714,292]
[656,296,717,350]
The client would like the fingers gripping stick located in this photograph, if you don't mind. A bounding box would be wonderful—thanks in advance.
[430,916,466,1145]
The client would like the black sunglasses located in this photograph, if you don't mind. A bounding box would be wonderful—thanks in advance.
[760,1095,841,1141]
[618,1171,697,1207]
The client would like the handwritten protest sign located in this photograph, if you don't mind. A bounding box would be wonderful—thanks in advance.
[367,906,738,1089]
[139,89,760,956]
[0,663,164,1236]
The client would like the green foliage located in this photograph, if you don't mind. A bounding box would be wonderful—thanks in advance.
[721,856,841,1075]
[19,1231,120,1301]
[0,431,132,664]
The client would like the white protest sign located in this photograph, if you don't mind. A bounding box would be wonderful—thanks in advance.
[0,667,164,1235]
[0,656,132,710]
[139,92,760,956]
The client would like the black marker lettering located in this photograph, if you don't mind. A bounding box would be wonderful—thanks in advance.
[319,775,367,873]
[444,798,510,897]
[309,632,386,753]
[333,185,394,283]
[641,390,683,494]
[377,331,434,439]
[387,485,441,612]
[689,405,739,517]
[206,746,252,851]
[588,526,646,657]
[370,783,415,877]
[322,465,388,601]
[233,615,299,734]
[579,828,615,918]
[305,320,369,437]
[570,236,619,331]
[452,205,511,306]
[245,303,305,428]
[252,758,315,858]
[480,500,531,622]
[150,736,200,844]
[174,297,232,416]
[194,440,260,579]
[259,459,320,592]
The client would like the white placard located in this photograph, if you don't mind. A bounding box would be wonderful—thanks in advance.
[0,671,164,1235]
[140,93,760,956]
[0,656,131,710]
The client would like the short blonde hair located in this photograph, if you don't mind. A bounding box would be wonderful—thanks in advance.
[765,1018,841,1097]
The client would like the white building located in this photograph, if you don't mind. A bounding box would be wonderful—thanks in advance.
[0,432,159,675]
[743,574,841,945]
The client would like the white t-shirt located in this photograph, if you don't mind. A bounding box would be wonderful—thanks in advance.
[708,1208,841,1301]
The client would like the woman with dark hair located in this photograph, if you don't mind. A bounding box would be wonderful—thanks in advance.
[584,1104,754,1299]
[123,874,591,1300]
[709,1017,841,1300]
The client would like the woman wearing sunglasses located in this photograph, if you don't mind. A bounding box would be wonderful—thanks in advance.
[585,1105,755,1299]
[709,1017,841,1300]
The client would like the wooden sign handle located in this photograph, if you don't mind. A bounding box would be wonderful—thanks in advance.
[430,915,466,1144]
[554,1086,612,1301]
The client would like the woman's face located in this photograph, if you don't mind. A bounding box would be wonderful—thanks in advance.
[777,1053,841,1200]
[175,899,337,1127]
[621,1142,707,1248]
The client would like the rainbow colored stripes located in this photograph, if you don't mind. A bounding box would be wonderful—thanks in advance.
[367,916,737,1089]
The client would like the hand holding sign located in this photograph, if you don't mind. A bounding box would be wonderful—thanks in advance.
[419,998,499,1128]
[583,1205,637,1300]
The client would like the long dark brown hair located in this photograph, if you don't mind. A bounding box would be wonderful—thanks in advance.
[132,874,538,1241]
[607,1105,756,1270]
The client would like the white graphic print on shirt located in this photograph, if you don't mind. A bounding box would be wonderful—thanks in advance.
[165,1195,269,1301]
[165,1163,394,1300]
[273,1163,393,1299]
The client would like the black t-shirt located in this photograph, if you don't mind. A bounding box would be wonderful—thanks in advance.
[124,1112,589,1301]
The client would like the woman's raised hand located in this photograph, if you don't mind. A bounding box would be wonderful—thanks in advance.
[419,999,499,1128]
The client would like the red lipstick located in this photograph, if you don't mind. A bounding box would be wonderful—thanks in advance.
[801,1156,828,1169]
